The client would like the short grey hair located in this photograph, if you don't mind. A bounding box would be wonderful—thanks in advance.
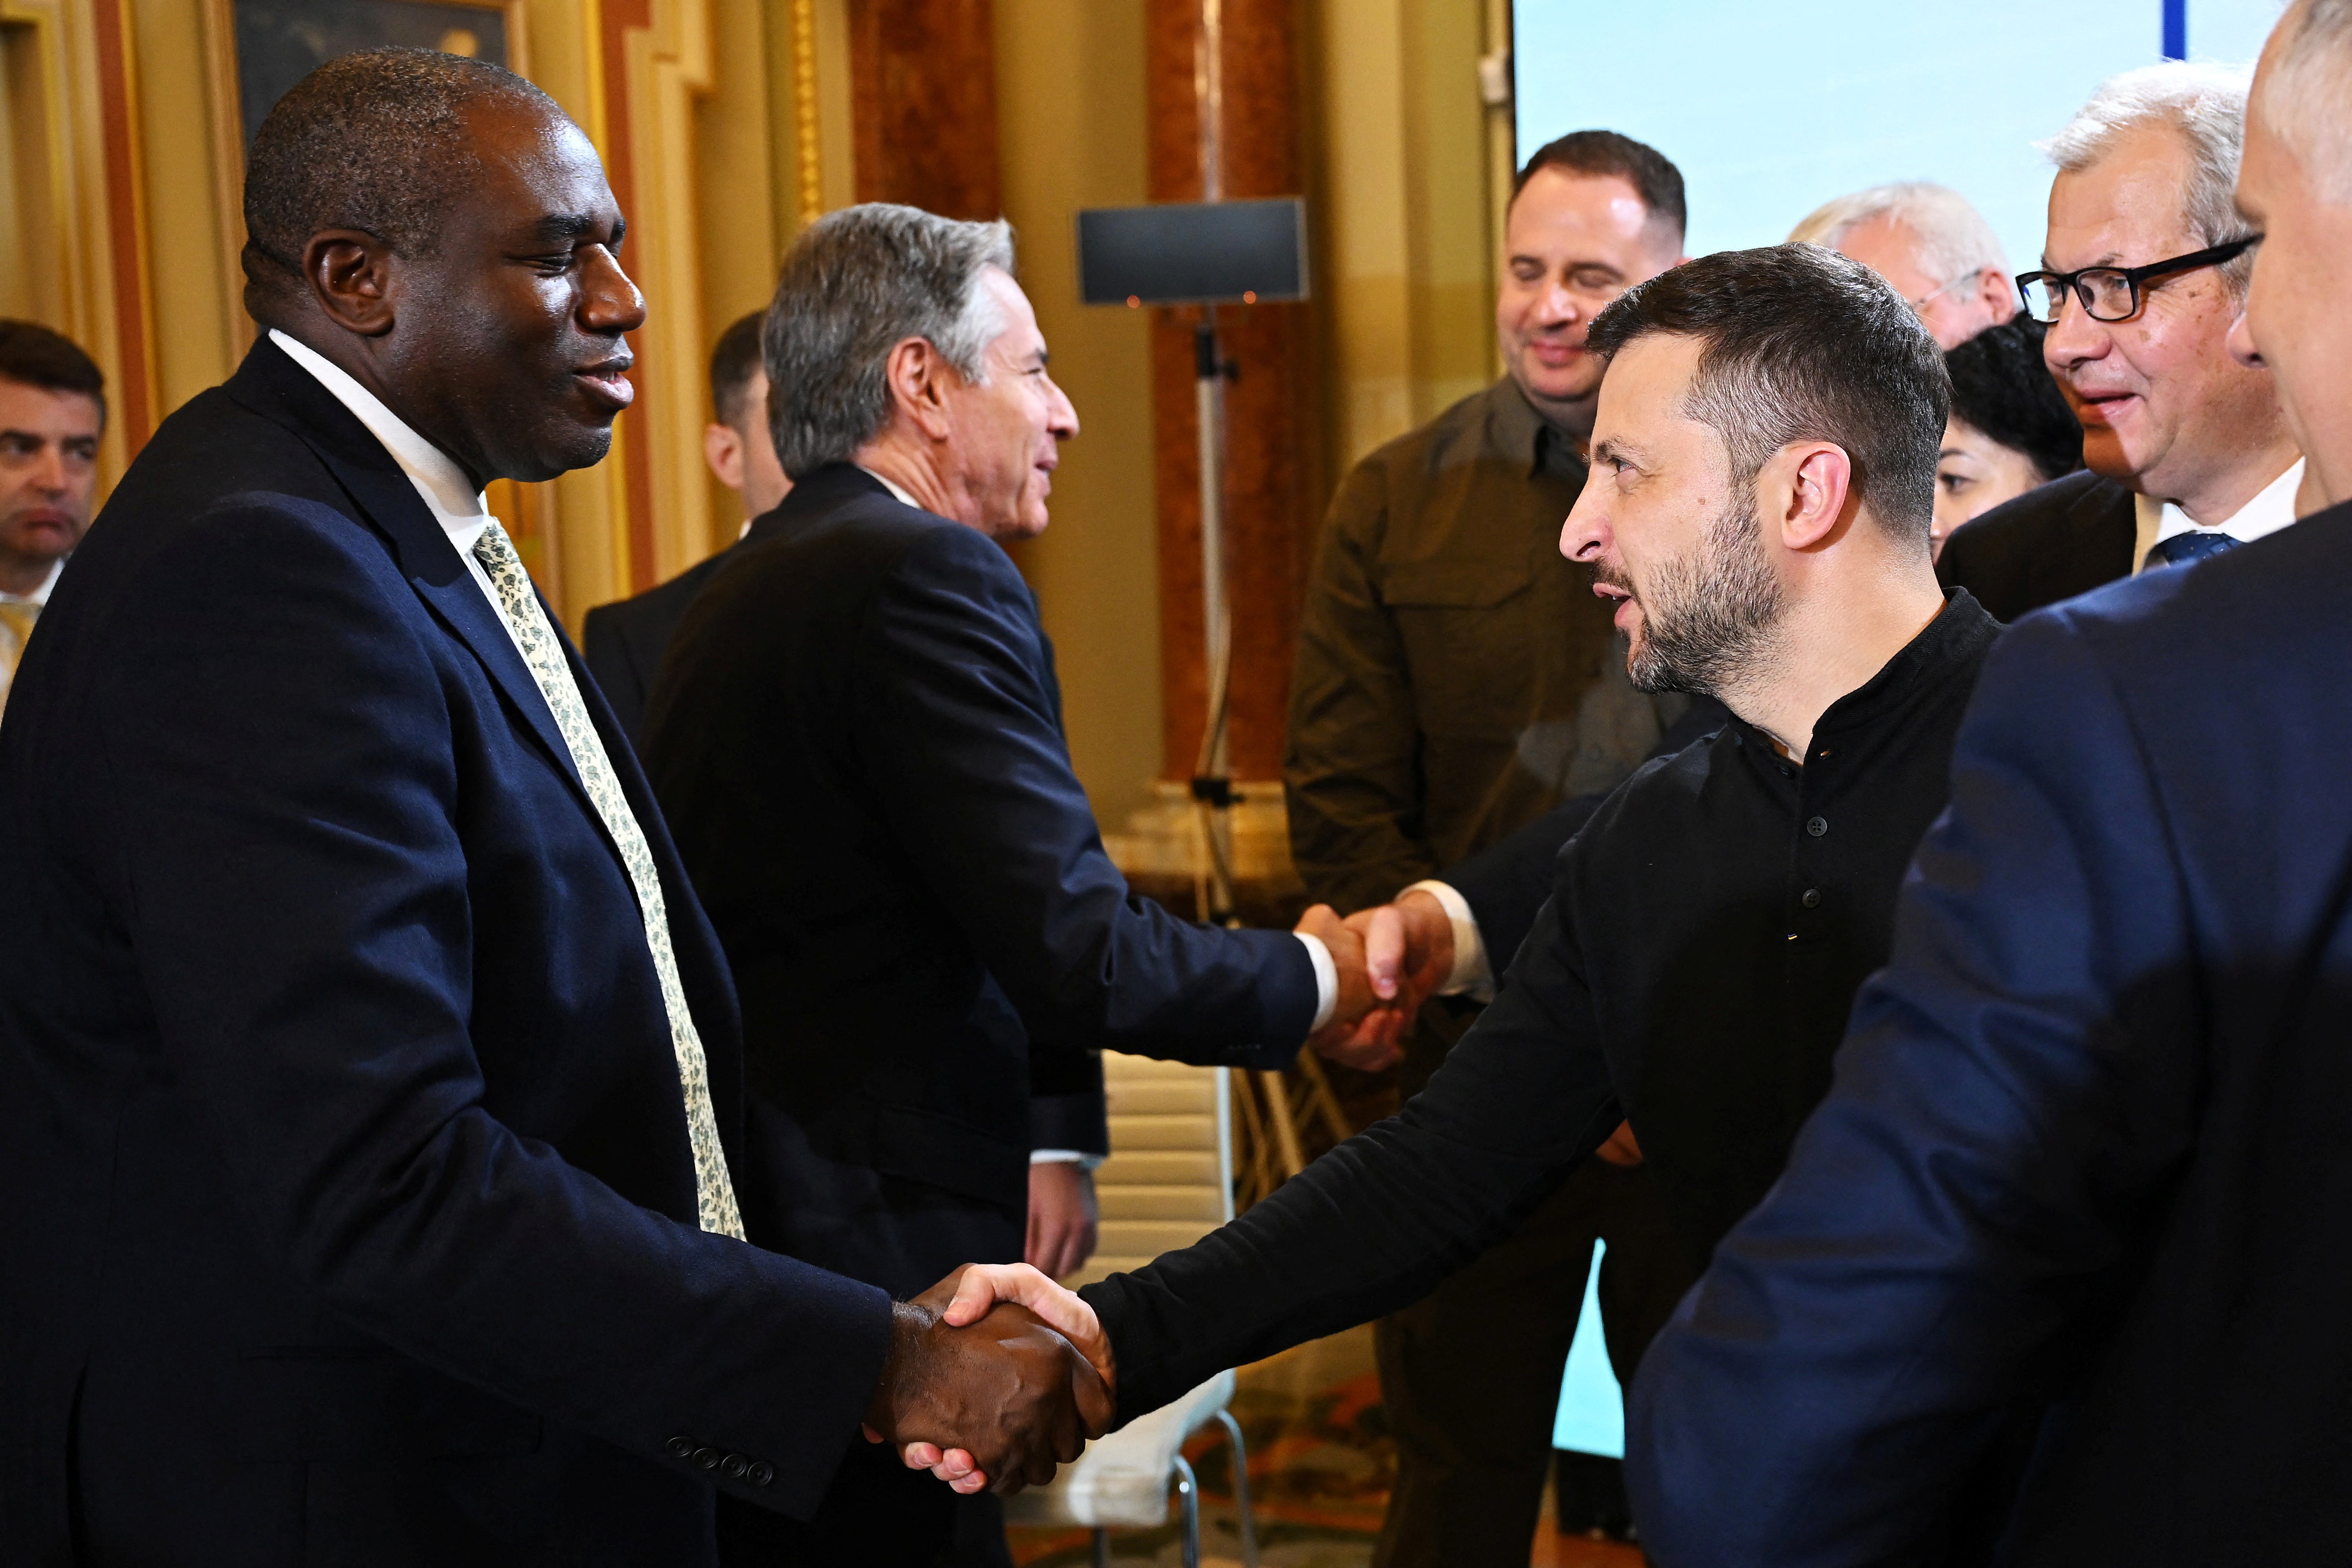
[763,203,1016,479]
[2044,63,2255,292]
[1786,182,2007,288]
[2260,0,2352,201]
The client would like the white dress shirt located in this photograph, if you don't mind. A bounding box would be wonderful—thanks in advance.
[269,330,530,667]
[0,558,62,608]
[2132,457,2306,574]
[1405,878,1497,1005]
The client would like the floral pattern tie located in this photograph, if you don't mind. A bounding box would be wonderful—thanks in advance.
[472,520,745,1240]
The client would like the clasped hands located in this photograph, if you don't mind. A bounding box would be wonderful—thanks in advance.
[878,1263,1113,1496]
[1295,889,1456,1073]
[860,1265,1113,1495]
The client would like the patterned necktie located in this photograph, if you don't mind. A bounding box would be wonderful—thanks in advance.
[0,600,38,719]
[471,520,745,1240]
[2147,530,2240,568]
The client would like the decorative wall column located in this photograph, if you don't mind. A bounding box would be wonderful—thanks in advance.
[2,0,157,486]
[1146,0,1319,793]
[848,0,1000,218]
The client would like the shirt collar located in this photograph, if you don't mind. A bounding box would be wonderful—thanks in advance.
[854,463,922,510]
[268,329,492,550]
[1488,377,1585,481]
[1778,588,2001,751]
[2131,457,2306,574]
[1,558,64,606]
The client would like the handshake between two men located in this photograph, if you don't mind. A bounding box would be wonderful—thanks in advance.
[1293,889,1461,1072]
[875,889,1468,1498]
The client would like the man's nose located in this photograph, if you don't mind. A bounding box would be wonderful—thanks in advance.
[580,247,649,335]
[2041,290,2107,367]
[1533,278,1580,327]
[1046,377,1079,440]
[2225,305,2263,369]
[30,444,69,495]
[1559,491,1608,562]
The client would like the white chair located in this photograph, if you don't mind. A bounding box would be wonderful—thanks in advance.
[1003,1055,1259,1567]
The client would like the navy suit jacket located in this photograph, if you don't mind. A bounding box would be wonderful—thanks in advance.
[641,465,1319,1241]
[0,340,891,1566]
[1628,502,2352,1565]
[582,544,737,749]
[1937,468,2135,622]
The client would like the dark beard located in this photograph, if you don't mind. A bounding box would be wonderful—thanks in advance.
[1625,493,1784,697]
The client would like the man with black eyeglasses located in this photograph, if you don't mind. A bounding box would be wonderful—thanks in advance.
[1937,63,2305,621]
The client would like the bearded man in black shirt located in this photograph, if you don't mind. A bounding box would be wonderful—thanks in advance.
[903,244,2001,1515]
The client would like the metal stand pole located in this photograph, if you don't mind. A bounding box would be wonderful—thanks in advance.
[1190,308,1239,930]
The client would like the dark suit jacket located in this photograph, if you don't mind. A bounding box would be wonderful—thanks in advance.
[583,544,737,749]
[641,465,1319,1254]
[0,340,890,1566]
[1937,468,2136,621]
[1628,501,2352,1567]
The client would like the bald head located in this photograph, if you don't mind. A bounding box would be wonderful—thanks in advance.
[242,47,560,312]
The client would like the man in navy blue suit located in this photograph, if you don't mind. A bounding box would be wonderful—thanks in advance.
[1623,5,2352,1562]
[0,50,1102,1567]
[641,203,1387,1566]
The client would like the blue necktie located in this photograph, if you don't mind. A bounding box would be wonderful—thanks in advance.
[2148,531,2239,568]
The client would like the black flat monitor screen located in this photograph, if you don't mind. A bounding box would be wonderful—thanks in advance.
[1075,199,1309,307]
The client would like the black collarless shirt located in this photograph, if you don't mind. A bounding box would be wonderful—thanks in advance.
[1085,591,2002,1421]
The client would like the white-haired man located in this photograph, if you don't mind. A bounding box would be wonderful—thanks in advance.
[1789,181,2016,348]
[1610,7,2352,1562]
[1937,64,2303,621]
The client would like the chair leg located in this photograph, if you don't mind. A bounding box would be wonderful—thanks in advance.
[1172,1455,1202,1568]
[1212,1407,1259,1568]
[1091,1525,1110,1568]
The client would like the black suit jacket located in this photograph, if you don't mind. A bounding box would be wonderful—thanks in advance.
[0,340,890,1565]
[1937,468,2136,621]
[1629,500,2352,1566]
[583,544,737,749]
[642,465,1319,1241]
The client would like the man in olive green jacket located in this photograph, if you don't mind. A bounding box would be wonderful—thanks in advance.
[1283,131,1691,1565]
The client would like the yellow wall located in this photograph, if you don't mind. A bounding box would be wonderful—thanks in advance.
[993,0,1162,830]
[1309,0,1504,475]
[7,0,1498,827]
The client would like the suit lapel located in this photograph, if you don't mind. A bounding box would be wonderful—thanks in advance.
[222,339,591,807]
[2073,477,2140,580]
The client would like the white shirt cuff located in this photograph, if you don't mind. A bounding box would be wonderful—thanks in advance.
[1030,1149,1106,1170]
[1297,931,1338,1032]
[1404,880,1494,1004]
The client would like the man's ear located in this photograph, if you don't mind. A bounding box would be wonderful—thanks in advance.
[1978,268,2019,323]
[703,421,747,490]
[1773,442,1856,552]
[884,337,957,442]
[301,229,399,337]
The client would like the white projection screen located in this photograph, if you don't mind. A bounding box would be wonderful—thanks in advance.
[1512,0,2285,276]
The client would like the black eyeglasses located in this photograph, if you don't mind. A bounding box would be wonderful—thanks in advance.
[2017,235,2261,324]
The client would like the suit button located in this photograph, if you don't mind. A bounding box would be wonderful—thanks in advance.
[693,1446,722,1471]
[722,1453,750,1480]
[1801,888,1821,908]
[749,1461,775,1487]
[1805,816,1827,837]
[665,1435,694,1459]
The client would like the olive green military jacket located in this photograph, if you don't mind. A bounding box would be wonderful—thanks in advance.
[1284,377,1681,915]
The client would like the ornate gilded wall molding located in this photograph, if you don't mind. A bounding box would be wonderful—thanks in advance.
[3,0,155,482]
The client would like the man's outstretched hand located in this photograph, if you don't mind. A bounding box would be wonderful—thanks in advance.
[861,1267,1112,1495]
[1300,891,1456,1072]
[892,1263,1115,1495]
